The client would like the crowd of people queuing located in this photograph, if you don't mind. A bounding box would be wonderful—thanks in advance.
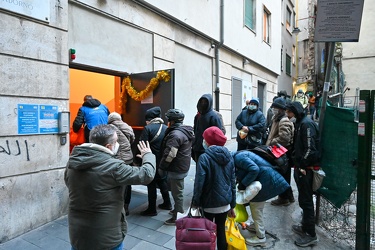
[65,91,320,250]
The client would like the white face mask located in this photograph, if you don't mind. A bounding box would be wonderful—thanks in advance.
[297,93,303,98]
[248,105,257,110]
[290,117,297,123]
[112,142,119,155]
[272,108,279,115]
[202,140,209,150]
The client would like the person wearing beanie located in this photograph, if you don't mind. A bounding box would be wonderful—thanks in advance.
[286,102,320,247]
[108,112,135,216]
[235,97,266,150]
[266,98,295,206]
[192,126,236,250]
[138,106,171,216]
[159,109,195,225]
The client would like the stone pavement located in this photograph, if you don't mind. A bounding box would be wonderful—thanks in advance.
[0,140,352,250]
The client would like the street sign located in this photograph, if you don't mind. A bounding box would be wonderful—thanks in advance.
[315,0,364,42]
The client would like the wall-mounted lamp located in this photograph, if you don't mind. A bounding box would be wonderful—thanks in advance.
[211,42,216,49]
[243,58,251,66]
[292,27,301,35]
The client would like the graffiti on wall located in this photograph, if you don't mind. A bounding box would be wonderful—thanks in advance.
[0,140,30,161]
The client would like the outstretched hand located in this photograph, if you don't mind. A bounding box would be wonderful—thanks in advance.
[136,140,152,158]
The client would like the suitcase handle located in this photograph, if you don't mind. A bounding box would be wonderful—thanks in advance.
[186,228,207,231]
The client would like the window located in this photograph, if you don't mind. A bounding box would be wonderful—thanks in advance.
[263,7,271,43]
[286,54,291,76]
[286,7,292,31]
[292,45,296,65]
[245,0,256,30]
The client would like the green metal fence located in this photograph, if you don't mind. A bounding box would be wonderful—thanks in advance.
[356,90,374,249]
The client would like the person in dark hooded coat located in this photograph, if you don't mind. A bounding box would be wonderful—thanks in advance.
[192,94,223,162]
[286,101,320,247]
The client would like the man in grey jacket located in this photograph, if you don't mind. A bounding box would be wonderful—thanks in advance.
[65,124,155,250]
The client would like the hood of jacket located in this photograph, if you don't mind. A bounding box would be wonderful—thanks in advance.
[68,143,114,170]
[205,146,232,166]
[197,94,213,115]
[167,124,195,141]
[83,98,101,108]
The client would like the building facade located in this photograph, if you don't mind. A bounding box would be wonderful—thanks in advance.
[0,0,283,241]
[279,0,297,98]
[342,0,374,108]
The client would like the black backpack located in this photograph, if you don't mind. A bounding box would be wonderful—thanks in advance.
[250,145,289,174]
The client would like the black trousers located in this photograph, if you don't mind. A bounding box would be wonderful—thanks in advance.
[294,168,316,236]
[146,172,171,210]
[205,211,228,250]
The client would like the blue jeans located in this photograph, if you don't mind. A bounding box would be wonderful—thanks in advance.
[71,241,123,250]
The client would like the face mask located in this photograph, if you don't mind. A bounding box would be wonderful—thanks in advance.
[202,140,209,150]
[112,142,119,155]
[297,93,303,98]
[248,105,257,110]
[272,108,279,115]
[290,117,297,123]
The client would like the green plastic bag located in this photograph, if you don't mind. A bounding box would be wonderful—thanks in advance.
[234,204,248,223]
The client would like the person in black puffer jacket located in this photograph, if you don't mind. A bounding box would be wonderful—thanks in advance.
[139,107,171,216]
[159,109,194,225]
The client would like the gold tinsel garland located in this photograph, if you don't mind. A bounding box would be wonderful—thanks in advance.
[119,70,171,113]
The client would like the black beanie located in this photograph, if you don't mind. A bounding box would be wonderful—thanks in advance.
[145,107,161,121]
[271,97,286,110]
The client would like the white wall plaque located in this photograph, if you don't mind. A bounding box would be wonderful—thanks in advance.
[0,0,50,22]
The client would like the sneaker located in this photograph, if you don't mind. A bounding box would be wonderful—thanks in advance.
[295,233,318,247]
[164,217,176,225]
[158,203,172,210]
[140,209,157,216]
[271,197,290,206]
[292,225,305,236]
[245,236,266,247]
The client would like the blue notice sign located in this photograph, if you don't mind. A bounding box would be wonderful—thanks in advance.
[18,104,39,134]
[18,104,59,134]
[39,105,58,133]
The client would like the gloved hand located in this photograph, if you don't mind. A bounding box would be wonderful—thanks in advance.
[237,183,246,190]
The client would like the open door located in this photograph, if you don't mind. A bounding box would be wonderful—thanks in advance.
[121,69,175,164]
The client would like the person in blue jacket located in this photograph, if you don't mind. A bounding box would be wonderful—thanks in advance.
[235,98,266,150]
[233,150,290,247]
[73,95,110,142]
[192,126,236,250]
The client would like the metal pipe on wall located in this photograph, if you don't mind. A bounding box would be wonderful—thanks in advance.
[214,0,224,112]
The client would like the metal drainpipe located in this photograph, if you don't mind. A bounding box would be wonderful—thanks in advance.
[215,0,224,112]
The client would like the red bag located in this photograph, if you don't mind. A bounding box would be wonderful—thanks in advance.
[70,127,85,146]
[175,207,217,250]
